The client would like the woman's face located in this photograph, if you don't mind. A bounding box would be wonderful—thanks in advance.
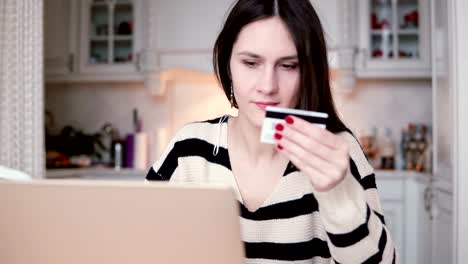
[230,17,301,129]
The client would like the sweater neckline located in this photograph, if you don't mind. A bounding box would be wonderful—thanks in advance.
[220,117,298,213]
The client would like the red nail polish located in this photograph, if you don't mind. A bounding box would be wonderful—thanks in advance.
[277,144,283,150]
[285,116,294,124]
[274,133,282,140]
[275,123,284,131]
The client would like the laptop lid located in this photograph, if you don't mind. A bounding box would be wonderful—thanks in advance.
[0,180,245,264]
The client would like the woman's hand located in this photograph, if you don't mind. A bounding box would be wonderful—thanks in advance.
[274,115,350,192]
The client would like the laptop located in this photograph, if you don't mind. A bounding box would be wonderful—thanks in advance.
[0,180,245,264]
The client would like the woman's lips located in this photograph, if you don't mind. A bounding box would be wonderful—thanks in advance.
[255,102,279,110]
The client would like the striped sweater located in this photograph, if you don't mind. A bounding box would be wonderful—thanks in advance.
[146,117,397,264]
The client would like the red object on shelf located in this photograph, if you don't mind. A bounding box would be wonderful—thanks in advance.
[371,13,390,30]
[403,10,419,27]
[371,13,380,29]
[373,49,383,58]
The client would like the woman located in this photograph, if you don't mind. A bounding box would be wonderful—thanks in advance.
[146,0,397,263]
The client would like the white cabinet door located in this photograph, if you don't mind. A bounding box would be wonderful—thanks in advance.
[310,0,340,48]
[381,200,404,258]
[429,183,453,263]
[156,0,232,51]
[355,0,431,78]
[154,0,233,73]
[429,0,455,263]
[44,0,77,78]
[404,177,431,264]
[375,177,405,261]
[377,174,434,264]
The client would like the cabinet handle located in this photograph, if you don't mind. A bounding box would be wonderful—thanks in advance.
[68,54,74,73]
[362,48,368,68]
[423,186,433,220]
[135,52,141,72]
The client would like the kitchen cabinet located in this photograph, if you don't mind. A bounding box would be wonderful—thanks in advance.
[428,0,455,262]
[376,175,404,260]
[152,0,233,74]
[44,0,78,78]
[44,0,356,85]
[44,0,145,83]
[78,0,144,81]
[355,0,431,78]
[375,170,431,264]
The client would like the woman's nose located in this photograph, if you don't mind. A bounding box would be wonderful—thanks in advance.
[256,67,278,94]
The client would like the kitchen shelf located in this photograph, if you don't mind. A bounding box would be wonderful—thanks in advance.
[114,35,133,40]
[91,3,107,8]
[46,167,146,180]
[371,29,393,36]
[90,36,108,41]
[398,29,419,35]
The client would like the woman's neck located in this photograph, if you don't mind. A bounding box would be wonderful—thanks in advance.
[228,114,279,164]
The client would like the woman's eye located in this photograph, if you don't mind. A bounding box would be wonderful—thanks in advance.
[281,63,298,70]
[243,61,258,68]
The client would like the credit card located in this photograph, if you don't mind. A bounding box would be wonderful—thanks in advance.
[260,106,329,144]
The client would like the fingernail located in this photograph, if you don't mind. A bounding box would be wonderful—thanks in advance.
[274,133,282,140]
[275,123,284,131]
[285,116,294,124]
[277,144,283,150]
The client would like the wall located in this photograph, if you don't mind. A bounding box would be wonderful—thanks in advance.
[45,79,432,166]
[334,80,432,140]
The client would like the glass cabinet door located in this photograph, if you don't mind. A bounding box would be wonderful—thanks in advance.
[369,0,420,60]
[88,0,135,66]
[89,1,109,64]
[396,0,420,59]
[113,0,133,64]
[370,0,394,59]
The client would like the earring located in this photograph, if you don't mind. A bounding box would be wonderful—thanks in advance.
[230,85,235,108]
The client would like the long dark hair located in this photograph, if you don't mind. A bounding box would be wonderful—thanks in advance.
[213,0,349,133]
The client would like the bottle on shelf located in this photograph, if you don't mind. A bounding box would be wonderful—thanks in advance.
[400,127,409,170]
[379,127,396,170]
[405,123,418,170]
[359,126,379,169]
[415,125,428,172]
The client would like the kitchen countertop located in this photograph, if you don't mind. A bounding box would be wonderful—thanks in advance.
[46,167,431,182]
[46,167,146,179]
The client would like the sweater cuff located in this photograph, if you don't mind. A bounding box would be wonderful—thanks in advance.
[314,170,368,234]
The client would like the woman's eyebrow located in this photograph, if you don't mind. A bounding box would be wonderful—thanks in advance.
[278,55,298,61]
[236,51,261,58]
[236,52,298,61]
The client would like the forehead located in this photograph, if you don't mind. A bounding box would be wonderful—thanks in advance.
[233,17,297,58]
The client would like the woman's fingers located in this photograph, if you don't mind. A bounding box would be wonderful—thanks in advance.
[278,134,337,175]
[273,115,351,192]
[280,145,342,192]
[284,115,342,150]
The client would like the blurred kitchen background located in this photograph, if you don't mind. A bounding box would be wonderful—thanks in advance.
[0,0,462,263]
[44,0,432,174]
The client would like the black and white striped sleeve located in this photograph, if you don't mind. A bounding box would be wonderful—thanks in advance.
[145,127,186,182]
[314,132,398,264]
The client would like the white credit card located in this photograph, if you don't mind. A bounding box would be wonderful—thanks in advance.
[260,106,329,144]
